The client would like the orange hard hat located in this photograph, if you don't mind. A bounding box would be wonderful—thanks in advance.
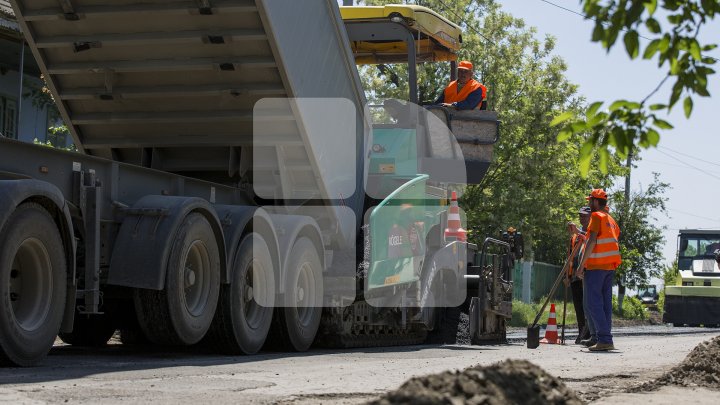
[458,60,473,70]
[585,188,608,200]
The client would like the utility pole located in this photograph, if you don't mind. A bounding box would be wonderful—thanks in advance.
[618,150,632,315]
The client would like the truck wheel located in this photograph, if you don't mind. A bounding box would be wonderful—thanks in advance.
[205,233,275,354]
[270,237,322,352]
[0,203,67,366]
[135,213,220,345]
[58,314,116,347]
[425,271,462,344]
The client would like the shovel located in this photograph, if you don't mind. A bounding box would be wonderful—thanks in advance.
[561,282,568,344]
[526,241,581,349]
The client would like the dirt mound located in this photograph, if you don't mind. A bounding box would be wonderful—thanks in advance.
[369,359,582,405]
[642,335,720,390]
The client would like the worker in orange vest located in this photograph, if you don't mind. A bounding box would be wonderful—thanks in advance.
[434,60,487,110]
[566,206,593,345]
[577,189,621,352]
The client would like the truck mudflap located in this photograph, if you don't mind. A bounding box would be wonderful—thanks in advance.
[107,195,226,290]
[663,294,720,326]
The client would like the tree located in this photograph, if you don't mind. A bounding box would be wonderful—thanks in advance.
[552,0,719,176]
[24,75,73,150]
[359,0,625,263]
[610,173,669,311]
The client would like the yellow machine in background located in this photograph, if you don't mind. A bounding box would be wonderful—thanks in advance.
[663,229,720,327]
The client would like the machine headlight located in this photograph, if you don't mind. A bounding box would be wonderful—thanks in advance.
[682,281,694,286]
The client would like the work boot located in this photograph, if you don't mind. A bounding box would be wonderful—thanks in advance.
[588,342,615,351]
[580,337,597,347]
[575,327,590,344]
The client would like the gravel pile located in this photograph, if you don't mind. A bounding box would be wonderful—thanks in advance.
[369,359,583,405]
[641,334,720,390]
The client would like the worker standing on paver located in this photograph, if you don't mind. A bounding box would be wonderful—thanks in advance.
[577,189,621,352]
[566,206,593,344]
[435,60,488,110]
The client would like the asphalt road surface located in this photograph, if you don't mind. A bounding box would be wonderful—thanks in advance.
[0,325,718,404]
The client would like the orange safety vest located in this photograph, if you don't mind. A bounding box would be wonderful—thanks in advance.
[443,79,487,109]
[568,233,585,276]
[586,211,621,270]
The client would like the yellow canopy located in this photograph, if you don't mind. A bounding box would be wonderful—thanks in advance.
[340,5,462,64]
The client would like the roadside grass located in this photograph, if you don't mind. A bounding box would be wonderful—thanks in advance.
[511,294,648,327]
[510,298,577,327]
[613,295,648,320]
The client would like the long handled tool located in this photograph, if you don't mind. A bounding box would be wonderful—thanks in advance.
[561,282,568,344]
[527,240,582,349]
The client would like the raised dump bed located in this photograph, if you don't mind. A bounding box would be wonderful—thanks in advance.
[11,0,368,243]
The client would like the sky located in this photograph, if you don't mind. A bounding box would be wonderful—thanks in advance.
[496,0,720,282]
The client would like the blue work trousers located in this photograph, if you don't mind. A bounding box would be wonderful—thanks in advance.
[582,278,596,337]
[585,270,614,344]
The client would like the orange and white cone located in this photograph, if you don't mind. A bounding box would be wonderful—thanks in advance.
[540,303,559,344]
[444,191,467,242]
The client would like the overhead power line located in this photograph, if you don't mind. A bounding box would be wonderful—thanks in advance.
[641,159,720,177]
[656,149,720,182]
[668,208,720,223]
[435,0,492,43]
[659,146,720,169]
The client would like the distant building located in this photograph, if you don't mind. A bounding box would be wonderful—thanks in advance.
[0,0,69,147]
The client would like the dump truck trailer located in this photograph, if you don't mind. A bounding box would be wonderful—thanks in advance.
[0,0,518,367]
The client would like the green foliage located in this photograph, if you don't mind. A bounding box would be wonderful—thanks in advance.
[657,289,666,314]
[555,0,720,169]
[24,75,75,151]
[662,260,680,286]
[510,299,577,327]
[657,261,679,314]
[612,295,647,319]
[33,126,77,152]
[612,173,669,288]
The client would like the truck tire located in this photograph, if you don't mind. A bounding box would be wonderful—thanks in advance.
[0,203,67,366]
[424,270,462,344]
[205,233,275,354]
[58,314,116,347]
[135,213,220,346]
[270,237,322,352]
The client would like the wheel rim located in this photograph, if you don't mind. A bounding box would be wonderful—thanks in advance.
[294,261,316,325]
[241,260,269,330]
[183,240,211,317]
[9,237,53,332]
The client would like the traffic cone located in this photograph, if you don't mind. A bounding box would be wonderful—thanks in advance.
[444,191,467,242]
[540,303,559,344]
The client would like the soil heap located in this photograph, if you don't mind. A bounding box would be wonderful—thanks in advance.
[644,334,720,389]
[369,359,582,405]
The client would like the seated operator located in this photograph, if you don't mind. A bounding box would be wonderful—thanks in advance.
[434,60,487,110]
